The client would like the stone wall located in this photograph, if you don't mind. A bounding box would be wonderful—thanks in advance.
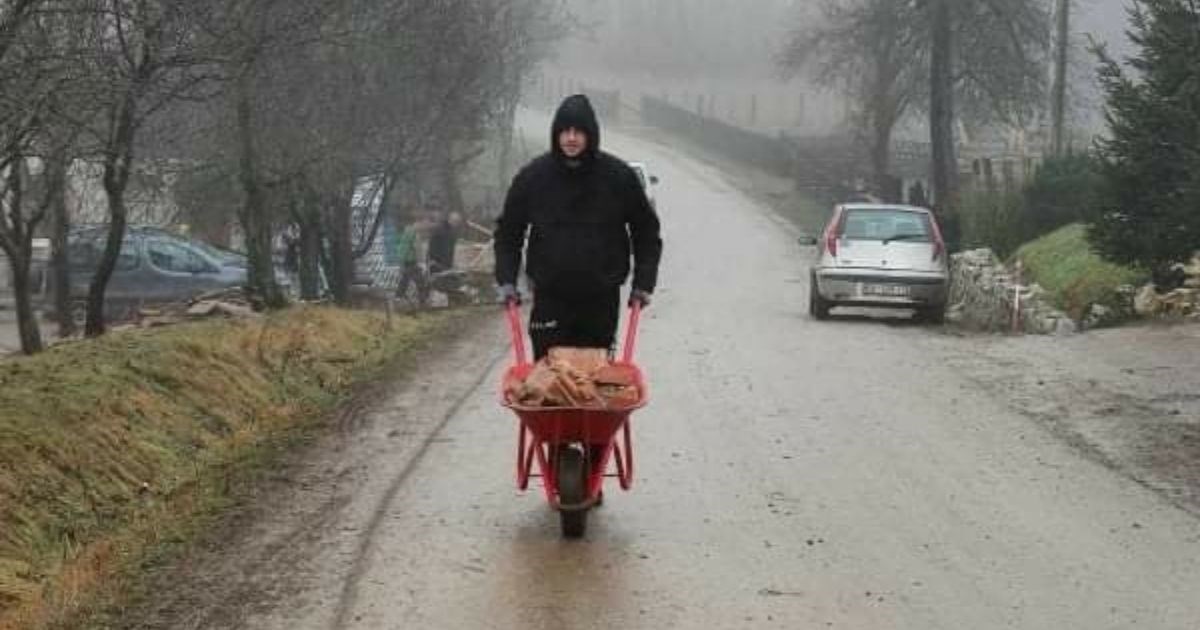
[947,249,1076,335]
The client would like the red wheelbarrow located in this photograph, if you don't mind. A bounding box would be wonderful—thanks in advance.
[500,302,647,538]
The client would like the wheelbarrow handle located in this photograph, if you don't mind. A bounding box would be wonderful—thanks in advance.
[622,302,643,364]
[507,300,643,366]
[505,301,528,367]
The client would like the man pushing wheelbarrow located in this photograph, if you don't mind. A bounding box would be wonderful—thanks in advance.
[494,94,663,537]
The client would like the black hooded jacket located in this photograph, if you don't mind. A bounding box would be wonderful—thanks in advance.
[494,95,663,297]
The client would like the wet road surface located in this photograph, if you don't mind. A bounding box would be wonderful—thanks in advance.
[141,115,1200,630]
[329,118,1200,629]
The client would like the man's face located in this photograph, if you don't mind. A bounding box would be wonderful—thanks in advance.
[558,127,588,159]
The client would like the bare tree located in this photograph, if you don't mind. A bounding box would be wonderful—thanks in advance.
[782,0,1050,220]
[247,0,565,304]
[0,1,48,354]
[0,0,84,353]
[0,0,563,347]
[930,0,1050,216]
[77,0,222,336]
[0,158,46,353]
[779,0,924,199]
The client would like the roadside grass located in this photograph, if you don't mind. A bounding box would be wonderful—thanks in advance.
[0,306,463,629]
[1014,223,1146,320]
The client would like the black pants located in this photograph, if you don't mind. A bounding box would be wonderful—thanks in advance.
[529,287,620,360]
[395,261,428,305]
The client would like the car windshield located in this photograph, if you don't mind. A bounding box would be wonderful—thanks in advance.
[839,209,932,243]
[193,240,247,267]
[147,239,218,274]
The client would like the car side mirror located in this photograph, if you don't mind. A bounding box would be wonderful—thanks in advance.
[797,234,819,246]
[649,175,660,185]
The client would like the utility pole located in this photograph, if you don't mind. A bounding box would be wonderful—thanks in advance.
[1050,0,1070,156]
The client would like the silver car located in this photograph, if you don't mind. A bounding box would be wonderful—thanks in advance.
[807,203,949,323]
[60,226,251,321]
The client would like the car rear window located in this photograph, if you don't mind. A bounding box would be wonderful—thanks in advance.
[839,209,932,242]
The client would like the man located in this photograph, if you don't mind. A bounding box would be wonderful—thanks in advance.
[394,213,428,306]
[427,211,462,274]
[428,211,470,305]
[495,94,663,359]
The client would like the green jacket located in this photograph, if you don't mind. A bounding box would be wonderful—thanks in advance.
[395,226,417,265]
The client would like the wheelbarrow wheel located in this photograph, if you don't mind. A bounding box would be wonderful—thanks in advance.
[557,446,588,538]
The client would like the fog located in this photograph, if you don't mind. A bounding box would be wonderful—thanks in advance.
[545,0,1138,137]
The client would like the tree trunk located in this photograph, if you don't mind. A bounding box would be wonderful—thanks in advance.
[49,150,73,338]
[1,163,43,354]
[87,92,137,338]
[437,142,465,217]
[88,172,128,337]
[496,5,519,191]
[297,214,321,298]
[497,109,516,191]
[929,0,958,215]
[496,60,522,192]
[325,191,354,305]
[11,256,43,354]
[870,106,898,202]
[235,68,285,310]
[1050,0,1070,157]
[298,209,322,300]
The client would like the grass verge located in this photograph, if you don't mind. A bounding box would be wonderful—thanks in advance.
[0,306,464,629]
[1014,223,1146,320]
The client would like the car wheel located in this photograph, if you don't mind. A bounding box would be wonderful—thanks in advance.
[809,273,831,320]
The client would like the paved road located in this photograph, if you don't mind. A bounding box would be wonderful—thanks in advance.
[134,115,1200,630]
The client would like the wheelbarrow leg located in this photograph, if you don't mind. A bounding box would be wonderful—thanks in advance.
[586,443,610,506]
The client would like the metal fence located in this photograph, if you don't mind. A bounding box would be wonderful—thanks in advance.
[640,95,796,178]
[640,95,879,203]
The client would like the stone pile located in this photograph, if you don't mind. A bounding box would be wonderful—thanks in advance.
[947,249,1076,335]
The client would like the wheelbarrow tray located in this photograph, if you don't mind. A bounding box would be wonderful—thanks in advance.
[501,361,647,445]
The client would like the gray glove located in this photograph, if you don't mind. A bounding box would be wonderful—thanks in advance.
[629,289,652,308]
[497,284,522,305]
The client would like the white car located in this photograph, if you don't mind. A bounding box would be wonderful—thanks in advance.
[628,161,660,210]
[806,203,950,323]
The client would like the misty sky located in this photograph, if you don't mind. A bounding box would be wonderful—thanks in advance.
[546,0,1141,135]
[554,0,1138,84]
[1078,0,1135,56]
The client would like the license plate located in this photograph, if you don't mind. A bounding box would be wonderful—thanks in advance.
[862,283,910,297]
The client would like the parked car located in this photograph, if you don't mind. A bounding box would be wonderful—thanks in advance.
[56,226,255,322]
[628,161,660,210]
[806,203,949,323]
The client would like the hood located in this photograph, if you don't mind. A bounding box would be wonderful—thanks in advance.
[551,94,600,165]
